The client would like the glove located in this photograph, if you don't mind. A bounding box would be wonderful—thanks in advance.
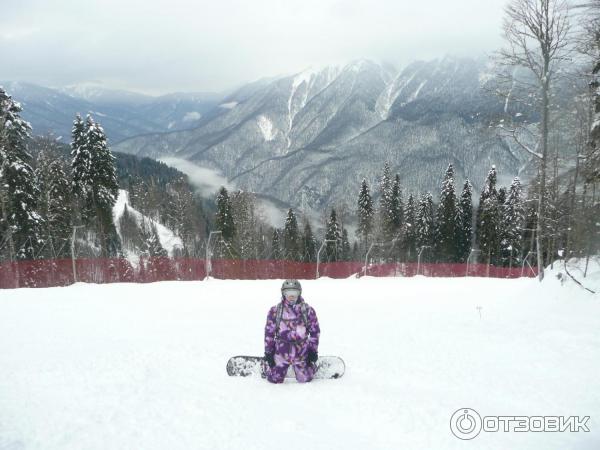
[307,350,318,364]
[265,353,275,367]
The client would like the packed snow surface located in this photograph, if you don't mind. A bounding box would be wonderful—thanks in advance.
[0,269,599,450]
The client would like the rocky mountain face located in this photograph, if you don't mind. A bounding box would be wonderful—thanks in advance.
[114,57,529,212]
[1,81,223,143]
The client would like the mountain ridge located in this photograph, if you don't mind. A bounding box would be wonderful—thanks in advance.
[114,56,527,210]
[0,80,225,143]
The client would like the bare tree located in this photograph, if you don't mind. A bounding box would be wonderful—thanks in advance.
[575,0,600,182]
[574,0,600,272]
[496,0,570,280]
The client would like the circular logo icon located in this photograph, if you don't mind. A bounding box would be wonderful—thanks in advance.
[450,408,482,440]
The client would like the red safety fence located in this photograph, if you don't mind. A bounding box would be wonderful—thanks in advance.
[0,258,537,289]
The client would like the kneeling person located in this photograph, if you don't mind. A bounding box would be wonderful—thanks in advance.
[264,279,320,383]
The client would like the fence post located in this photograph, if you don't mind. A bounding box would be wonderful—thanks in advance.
[362,238,400,277]
[363,243,376,277]
[205,231,222,279]
[521,251,536,277]
[465,249,481,277]
[71,225,85,283]
[316,240,337,279]
[417,245,431,276]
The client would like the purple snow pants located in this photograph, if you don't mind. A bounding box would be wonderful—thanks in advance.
[265,341,316,383]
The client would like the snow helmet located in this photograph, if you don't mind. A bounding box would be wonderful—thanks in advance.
[281,279,302,295]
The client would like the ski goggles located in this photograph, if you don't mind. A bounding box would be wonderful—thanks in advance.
[282,289,301,299]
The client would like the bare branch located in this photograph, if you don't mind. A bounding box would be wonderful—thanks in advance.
[504,126,544,158]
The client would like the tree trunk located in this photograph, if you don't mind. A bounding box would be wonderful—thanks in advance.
[566,131,582,257]
[536,72,550,281]
[584,183,596,278]
[550,128,560,270]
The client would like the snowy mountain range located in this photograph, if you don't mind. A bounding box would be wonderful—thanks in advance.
[4,57,542,211]
[0,81,224,143]
[113,57,532,210]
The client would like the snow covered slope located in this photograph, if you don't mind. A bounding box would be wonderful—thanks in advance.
[0,274,598,450]
[113,189,183,258]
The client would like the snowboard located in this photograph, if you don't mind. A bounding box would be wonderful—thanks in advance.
[226,355,345,379]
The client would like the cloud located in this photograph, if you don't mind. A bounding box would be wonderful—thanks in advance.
[0,26,40,41]
[1,0,508,93]
[158,157,234,197]
[159,157,290,227]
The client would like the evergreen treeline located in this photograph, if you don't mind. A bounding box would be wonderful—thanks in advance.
[0,91,211,271]
[354,163,524,266]
[350,156,597,270]
[205,162,524,267]
[107,148,600,272]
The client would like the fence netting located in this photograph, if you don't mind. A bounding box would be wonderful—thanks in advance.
[0,258,537,289]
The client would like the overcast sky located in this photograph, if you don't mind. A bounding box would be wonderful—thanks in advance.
[1,0,509,95]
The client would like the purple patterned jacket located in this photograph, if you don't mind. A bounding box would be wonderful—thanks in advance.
[264,296,320,359]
